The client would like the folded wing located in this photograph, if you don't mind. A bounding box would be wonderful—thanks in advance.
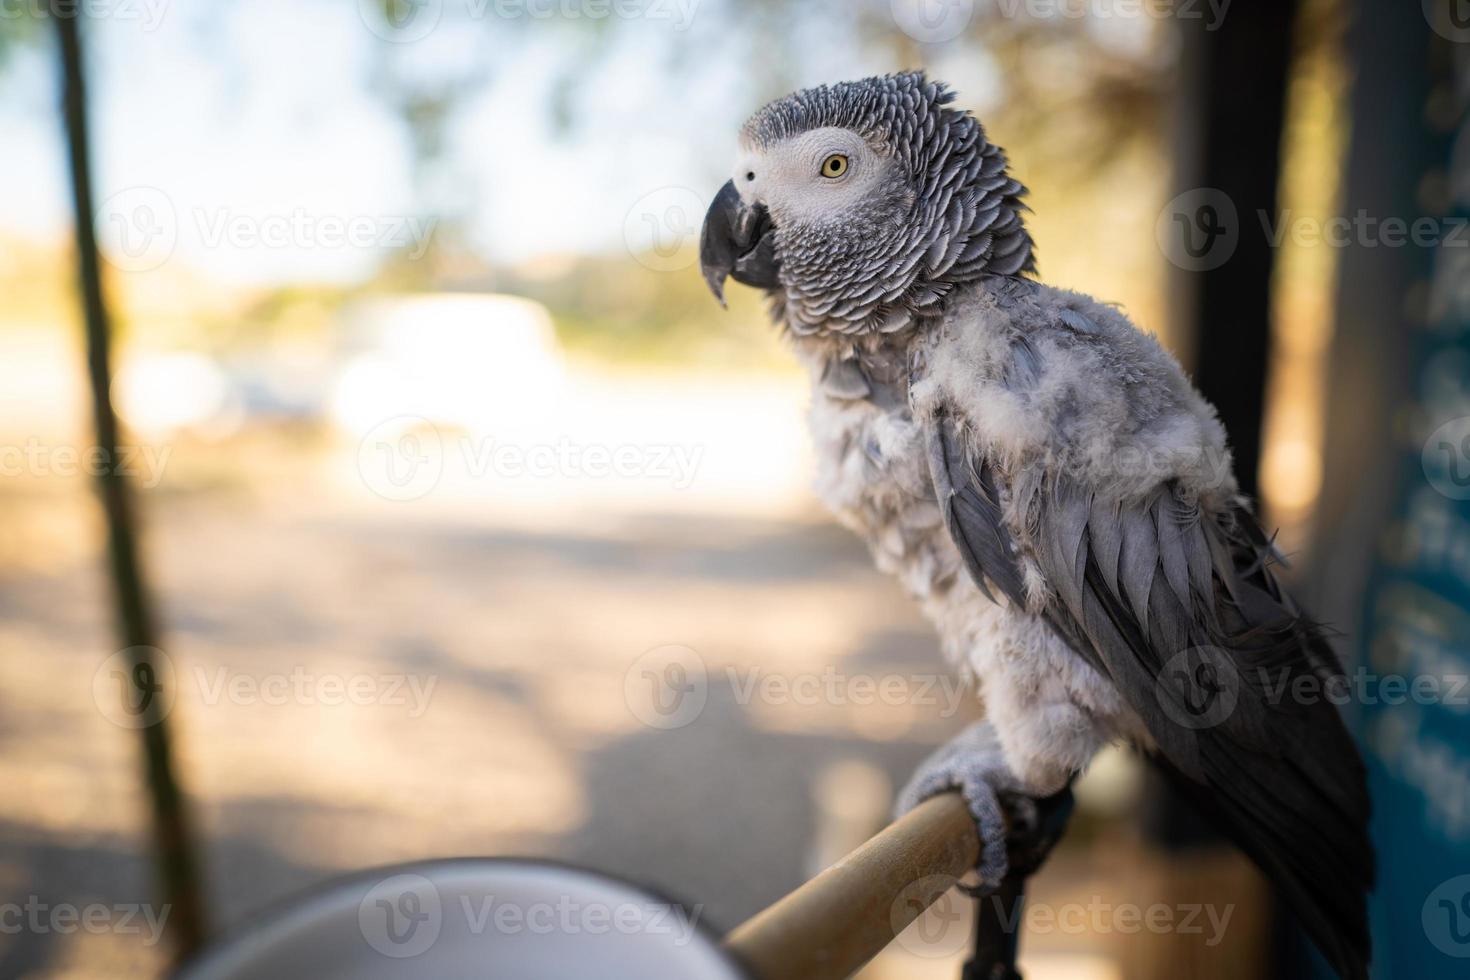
[926,407,1373,980]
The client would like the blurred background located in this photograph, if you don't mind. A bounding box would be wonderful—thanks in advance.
[1,0,1468,977]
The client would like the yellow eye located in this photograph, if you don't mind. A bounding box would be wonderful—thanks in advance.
[820,154,850,179]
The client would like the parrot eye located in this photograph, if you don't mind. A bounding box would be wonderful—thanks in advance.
[820,154,850,179]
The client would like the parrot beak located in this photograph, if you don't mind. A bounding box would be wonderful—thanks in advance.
[699,179,781,307]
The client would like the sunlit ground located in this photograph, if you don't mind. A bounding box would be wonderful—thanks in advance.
[0,323,1264,979]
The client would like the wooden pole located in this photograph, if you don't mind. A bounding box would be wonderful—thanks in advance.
[54,11,209,961]
[723,793,980,980]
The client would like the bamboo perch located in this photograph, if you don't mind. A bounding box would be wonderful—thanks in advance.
[723,792,980,980]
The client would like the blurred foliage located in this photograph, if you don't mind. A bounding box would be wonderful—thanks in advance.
[0,233,71,327]
[345,0,1183,362]
[0,10,42,66]
[8,0,1333,368]
[357,0,1176,292]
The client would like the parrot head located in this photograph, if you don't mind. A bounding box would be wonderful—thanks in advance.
[699,71,1035,337]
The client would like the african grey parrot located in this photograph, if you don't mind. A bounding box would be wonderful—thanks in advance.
[698,72,1372,979]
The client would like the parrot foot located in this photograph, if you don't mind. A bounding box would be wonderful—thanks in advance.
[894,721,1075,894]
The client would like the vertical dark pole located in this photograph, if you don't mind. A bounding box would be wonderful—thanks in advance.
[962,878,1024,980]
[963,788,1074,980]
[1177,0,1301,500]
[1141,4,1301,977]
[54,11,208,962]
[1150,0,1301,851]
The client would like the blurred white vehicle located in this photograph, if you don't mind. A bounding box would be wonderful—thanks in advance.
[331,293,567,443]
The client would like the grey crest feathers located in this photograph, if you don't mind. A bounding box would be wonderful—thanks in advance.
[741,71,1035,337]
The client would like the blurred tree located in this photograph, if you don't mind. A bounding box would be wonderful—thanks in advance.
[53,10,209,963]
[353,0,1176,286]
[0,10,38,62]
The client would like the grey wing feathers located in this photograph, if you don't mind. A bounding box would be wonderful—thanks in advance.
[927,410,1109,677]
[925,410,1373,980]
[926,408,1028,609]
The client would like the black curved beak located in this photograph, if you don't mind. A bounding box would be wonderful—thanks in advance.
[699,179,781,307]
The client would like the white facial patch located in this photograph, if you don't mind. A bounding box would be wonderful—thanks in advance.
[734,127,892,225]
